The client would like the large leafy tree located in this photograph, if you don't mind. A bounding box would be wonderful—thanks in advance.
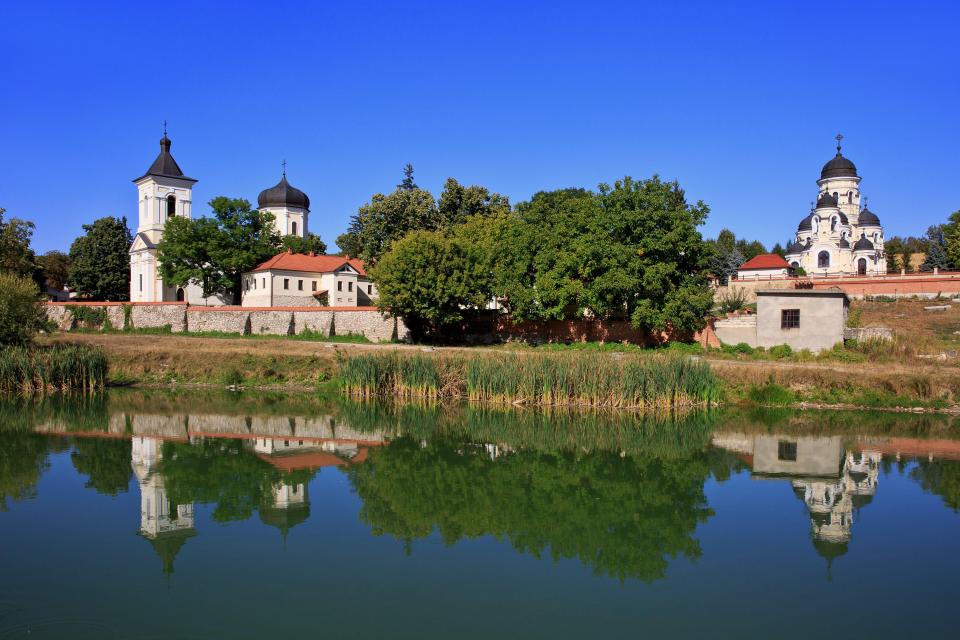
[158,197,283,304]
[0,272,48,345]
[336,167,509,264]
[37,250,73,291]
[369,230,492,341]
[0,208,39,282]
[68,216,132,301]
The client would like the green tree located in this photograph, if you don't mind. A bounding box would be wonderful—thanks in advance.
[280,233,327,255]
[37,250,73,291]
[921,226,949,272]
[336,185,438,264]
[0,208,39,282]
[369,230,492,341]
[911,459,960,511]
[158,197,282,304]
[68,216,133,301]
[771,242,786,258]
[942,211,960,270]
[70,438,132,496]
[436,178,510,227]
[0,272,48,345]
[0,433,53,512]
[397,163,418,191]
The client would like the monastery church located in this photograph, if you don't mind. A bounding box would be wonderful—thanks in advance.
[129,133,374,306]
[784,136,886,276]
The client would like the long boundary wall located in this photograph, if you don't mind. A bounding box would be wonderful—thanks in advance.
[721,271,960,302]
[46,302,406,343]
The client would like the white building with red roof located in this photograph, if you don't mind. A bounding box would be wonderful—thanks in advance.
[735,253,792,280]
[241,249,377,307]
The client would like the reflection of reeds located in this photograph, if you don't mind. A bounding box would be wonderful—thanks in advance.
[0,344,107,393]
[339,352,718,409]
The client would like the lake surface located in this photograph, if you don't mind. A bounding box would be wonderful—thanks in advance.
[1,390,959,638]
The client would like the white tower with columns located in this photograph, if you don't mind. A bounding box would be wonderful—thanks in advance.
[257,162,310,239]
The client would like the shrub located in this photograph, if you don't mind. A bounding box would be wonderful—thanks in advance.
[747,383,796,406]
[0,272,48,345]
[66,305,107,329]
[768,344,793,359]
[715,288,749,315]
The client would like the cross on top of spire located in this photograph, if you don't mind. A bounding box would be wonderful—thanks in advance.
[835,133,844,154]
[163,120,168,138]
[282,159,287,178]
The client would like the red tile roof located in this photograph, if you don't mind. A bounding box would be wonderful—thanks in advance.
[251,251,367,276]
[738,253,791,270]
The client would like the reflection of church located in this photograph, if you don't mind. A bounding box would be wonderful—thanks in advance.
[132,436,196,575]
[712,433,881,569]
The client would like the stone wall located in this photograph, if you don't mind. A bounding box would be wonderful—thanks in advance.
[844,326,893,342]
[46,303,405,342]
[713,315,758,347]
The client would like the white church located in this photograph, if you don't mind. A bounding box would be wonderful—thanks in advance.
[784,136,887,276]
[128,133,372,305]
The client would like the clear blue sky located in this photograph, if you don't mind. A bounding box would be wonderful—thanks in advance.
[1,0,957,254]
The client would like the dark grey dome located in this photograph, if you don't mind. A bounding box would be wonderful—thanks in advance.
[786,240,805,254]
[258,175,310,210]
[858,207,881,226]
[838,236,850,249]
[821,152,858,179]
[837,211,849,224]
[798,213,814,231]
[816,192,839,209]
[853,234,875,251]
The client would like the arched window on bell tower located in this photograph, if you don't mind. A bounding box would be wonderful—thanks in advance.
[167,195,176,219]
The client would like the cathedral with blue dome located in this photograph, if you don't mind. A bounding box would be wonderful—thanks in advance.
[785,136,886,276]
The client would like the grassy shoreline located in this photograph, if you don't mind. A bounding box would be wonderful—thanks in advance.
[38,331,960,413]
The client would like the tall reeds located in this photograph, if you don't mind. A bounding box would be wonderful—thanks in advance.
[0,344,107,393]
[338,351,718,409]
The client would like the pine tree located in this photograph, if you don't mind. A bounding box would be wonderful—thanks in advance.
[398,163,418,191]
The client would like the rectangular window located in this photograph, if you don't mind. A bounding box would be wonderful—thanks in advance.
[348,281,353,292]
[262,278,266,289]
[311,281,317,291]
[298,280,303,291]
[337,281,343,292]
[781,309,800,329]
[139,274,143,292]
[777,440,798,461]
[283,279,289,290]
[368,285,372,294]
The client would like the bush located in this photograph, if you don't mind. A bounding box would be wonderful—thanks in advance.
[747,383,796,406]
[768,344,793,359]
[715,288,748,315]
[0,272,48,345]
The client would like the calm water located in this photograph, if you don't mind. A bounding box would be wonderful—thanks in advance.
[1,391,959,638]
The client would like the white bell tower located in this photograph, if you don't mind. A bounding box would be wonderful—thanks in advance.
[129,127,197,302]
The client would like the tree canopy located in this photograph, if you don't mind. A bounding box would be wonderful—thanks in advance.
[37,250,72,291]
[0,208,40,283]
[158,197,285,304]
[68,216,133,301]
[0,272,48,345]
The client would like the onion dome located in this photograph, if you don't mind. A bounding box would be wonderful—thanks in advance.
[258,174,310,210]
[820,136,858,179]
[853,234,875,251]
[798,213,815,231]
[133,135,196,183]
[837,211,849,225]
[838,236,850,249]
[816,191,838,209]
[858,207,881,226]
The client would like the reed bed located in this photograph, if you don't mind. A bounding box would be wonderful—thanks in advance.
[338,351,718,409]
[0,344,108,393]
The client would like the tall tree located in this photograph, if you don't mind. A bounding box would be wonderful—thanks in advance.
[280,233,327,255]
[397,163,418,191]
[942,211,960,270]
[0,208,39,282]
[921,225,949,272]
[436,178,510,227]
[36,250,72,291]
[68,216,132,301]
[158,197,282,304]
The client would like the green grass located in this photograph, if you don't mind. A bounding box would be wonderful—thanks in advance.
[746,383,796,406]
[0,344,107,393]
[338,351,719,409]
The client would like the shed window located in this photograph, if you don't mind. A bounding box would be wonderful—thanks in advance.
[778,440,798,461]
[337,281,343,292]
[291,221,298,236]
[262,278,266,289]
[348,281,353,292]
[368,284,372,294]
[781,308,800,329]
[312,281,317,291]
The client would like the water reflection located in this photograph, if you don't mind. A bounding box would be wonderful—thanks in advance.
[1,392,960,582]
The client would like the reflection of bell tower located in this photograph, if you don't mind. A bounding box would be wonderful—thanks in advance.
[259,481,310,541]
[132,437,196,575]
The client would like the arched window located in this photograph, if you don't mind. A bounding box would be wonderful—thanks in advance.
[818,251,830,269]
[291,221,298,236]
[176,288,185,302]
[167,195,176,218]
[833,192,839,201]
[847,191,853,204]
[831,216,838,232]
[857,258,867,276]
[790,261,799,268]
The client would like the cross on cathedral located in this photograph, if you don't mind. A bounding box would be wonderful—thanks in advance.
[836,133,843,153]
[163,120,168,137]
[282,159,287,177]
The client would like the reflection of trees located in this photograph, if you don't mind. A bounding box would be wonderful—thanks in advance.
[158,440,315,522]
[0,433,63,511]
[70,437,132,495]
[910,460,960,511]
[347,438,735,582]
